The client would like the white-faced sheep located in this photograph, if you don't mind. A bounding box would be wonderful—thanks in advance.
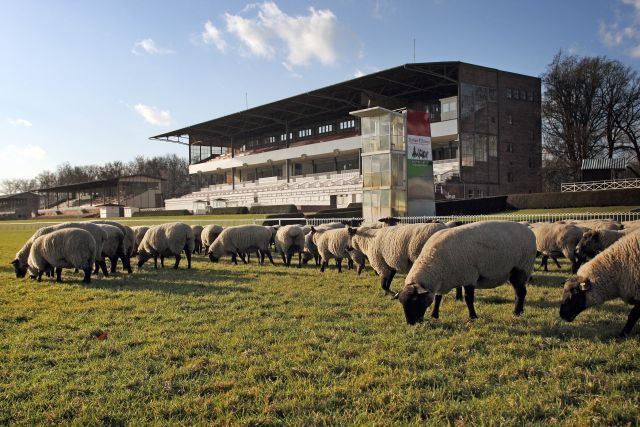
[201,224,223,254]
[25,228,96,284]
[348,222,448,295]
[575,229,626,263]
[137,222,195,269]
[131,226,150,256]
[12,222,107,279]
[94,224,125,274]
[191,225,204,254]
[397,221,536,325]
[275,225,305,267]
[532,222,584,273]
[560,230,640,337]
[91,220,134,273]
[207,225,274,265]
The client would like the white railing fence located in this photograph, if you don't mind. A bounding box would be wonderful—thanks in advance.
[1,212,638,232]
[561,178,640,192]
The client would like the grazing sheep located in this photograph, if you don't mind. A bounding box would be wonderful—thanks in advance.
[275,225,305,267]
[94,224,126,274]
[12,222,108,278]
[560,230,640,337]
[575,229,626,263]
[574,219,623,231]
[23,228,96,284]
[207,225,274,265]
[302,222,346,266]
[137,222,195,269]
[397,221,536,325]
[532,222,584,273]
[131,226,150,256]
[309,227,353,273]
[445,220,464,228]
[191,225,204,254]
[91,220,134,273]
[201,224,224,254]
[348,222,447,295]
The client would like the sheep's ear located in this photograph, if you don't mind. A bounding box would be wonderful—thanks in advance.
[415,285,428,295]
[310,226,316,234]
[579,280,591,291]
[10,259,19,266]
[347,227,357,236]
[392,292,400,300]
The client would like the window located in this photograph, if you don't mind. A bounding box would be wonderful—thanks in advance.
[488,136,497,157]
[505,142,514,153]
[513,89,519,100]
[522,90,527,101]
[508,114,513,125]
[442,102,450,113]
[474,135,488,162]
[318,124,334,134]
[339,119,355,130]
[298,128,312,138]
[528,91,534,102]
[280,133,292,141]
[268,136,276,143]
[461,138,474,166]
[506,88,512,99]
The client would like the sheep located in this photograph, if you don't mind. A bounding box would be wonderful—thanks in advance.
[24,228,96,284]
[91,220,134,273]
[445,220,464,228]
[574,219,623,231]
[348,222,448,295]
[302,222,346,266]
[201,224,224,254]
[137,222,195,269]
[207,224,274,265]
[131,226,150,256]
[575,229,627,263]
[531,222,584,273]
[191,225,204,254]
[560,230,640,337]
[623,220,640,232]
[309,227,354,273]
[397,221,536,325]
[94,224,126,274]
[275,225,305,267]
[12,222,108,278]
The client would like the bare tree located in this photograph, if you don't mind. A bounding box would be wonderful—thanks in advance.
[613,73,640,163]
[599,60,634,158]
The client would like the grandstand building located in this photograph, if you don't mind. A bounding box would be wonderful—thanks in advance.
[153,62,542,212]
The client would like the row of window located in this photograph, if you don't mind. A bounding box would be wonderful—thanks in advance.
[506,87,534,102]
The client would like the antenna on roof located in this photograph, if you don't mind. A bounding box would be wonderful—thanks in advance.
[245,92,248,110]
[413,38,416,62]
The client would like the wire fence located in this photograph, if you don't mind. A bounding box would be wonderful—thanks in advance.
[1,212,638,232]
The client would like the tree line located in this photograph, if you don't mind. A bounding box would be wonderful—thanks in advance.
[542,51,640,190]
[0,154,191,199]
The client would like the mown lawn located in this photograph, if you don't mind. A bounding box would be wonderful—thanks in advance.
[0,228,639,425]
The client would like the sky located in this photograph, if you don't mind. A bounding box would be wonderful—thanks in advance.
[1,0,639,180]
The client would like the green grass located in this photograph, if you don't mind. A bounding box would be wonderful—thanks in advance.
[1,228,639,425]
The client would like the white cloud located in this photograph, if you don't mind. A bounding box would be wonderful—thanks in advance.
[599,1,640,57]
[0,144,48,179]
[134,104,172,126]
[202,21,227,51]
[7,118,32,127]
[132,38,174,55]
[223,1,339,68]
[354,69,365,78]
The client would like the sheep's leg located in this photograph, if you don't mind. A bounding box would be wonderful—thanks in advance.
[55,267,63,283]
[336,258,342,273]
[36,269,44,282]
[463,285,478,319]
[99,260,109,277]
[122,256,132,274]
[286,252,293,267]
[620,303,640,337]
[569,258,579,274]
[153,256,158,269]
[298,251,302,268]
[185,250,192,269]
[381,270,396,295]
[173,254,181,270]
[265,250,275,265]
[356,263,363,275]
[320,260,327,273]
[347,258,353,270]
[82,268,92,284]
[160,256,165,268]
[93,262,100,275]
[455,287,463,301]
[509,268,528,316]
[552,256,562,269]
[109,256,118,273]
[231,253,238,265]
[260,250,266,265]
[280,251,287,264]
[540,255,549,272]
[431,294,443,318]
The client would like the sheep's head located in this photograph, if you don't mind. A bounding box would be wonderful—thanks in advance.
[345,227,357,251]
[11,259,27,278]
[379,217,400,226]
[208,252,219,263]
[395,283,434,325]
[136,250,151,269]
[560,276,590,322]
[575,230,601,261]
[301,251,313,264]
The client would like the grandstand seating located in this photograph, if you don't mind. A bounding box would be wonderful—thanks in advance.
[165,170,362,211]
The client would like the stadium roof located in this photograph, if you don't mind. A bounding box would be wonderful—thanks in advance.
[0,191,40,200]
[35,175,163,193]
[581,158,627,170]
[150,62,466,146]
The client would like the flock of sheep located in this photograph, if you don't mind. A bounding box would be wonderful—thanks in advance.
[9,216,640,337]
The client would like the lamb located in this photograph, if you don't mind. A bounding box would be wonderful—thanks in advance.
[191,225,204,254]
[348,222,447,295]
[24,228,96,284]
[137,222,195,269]
[274,225,305,267]
[94,224,126,274]
[531,222,584,273]
[201,224,223,253]
[575,229,626,263]
[207,224,274,265]
[560,230,640,337]
[131,226,150,256]
[12,222,108,278]
[91,220,134,273]
[397,221,536,325]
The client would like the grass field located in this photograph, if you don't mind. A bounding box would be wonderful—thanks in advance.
[1,227,639,425]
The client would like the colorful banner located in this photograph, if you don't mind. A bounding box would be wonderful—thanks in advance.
[406,110,435,215]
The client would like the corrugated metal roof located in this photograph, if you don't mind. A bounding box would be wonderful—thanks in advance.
[581,158,627,170]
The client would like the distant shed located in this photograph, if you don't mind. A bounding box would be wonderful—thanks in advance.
[581,158,627,181]
[0,192,40,219]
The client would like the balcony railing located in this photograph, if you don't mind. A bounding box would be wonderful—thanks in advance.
[560,178,640,192]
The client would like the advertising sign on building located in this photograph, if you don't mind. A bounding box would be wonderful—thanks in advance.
[406,109,436,216]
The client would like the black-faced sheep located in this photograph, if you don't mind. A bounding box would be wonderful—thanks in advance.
[575,229,626,263]
[137,222,195,269]
[532,222,584,273]
[131,226,150,256]
[275,225,305,267]
[201,224,223,254]
[207,225,274,265]
[191,225,204,254]
[91,220,134,273]
[94,223,126,274]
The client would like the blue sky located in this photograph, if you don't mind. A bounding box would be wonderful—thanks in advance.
[1,0,637,179]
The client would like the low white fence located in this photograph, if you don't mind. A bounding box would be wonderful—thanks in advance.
[561,178,640,192]
[1,212,638,232]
